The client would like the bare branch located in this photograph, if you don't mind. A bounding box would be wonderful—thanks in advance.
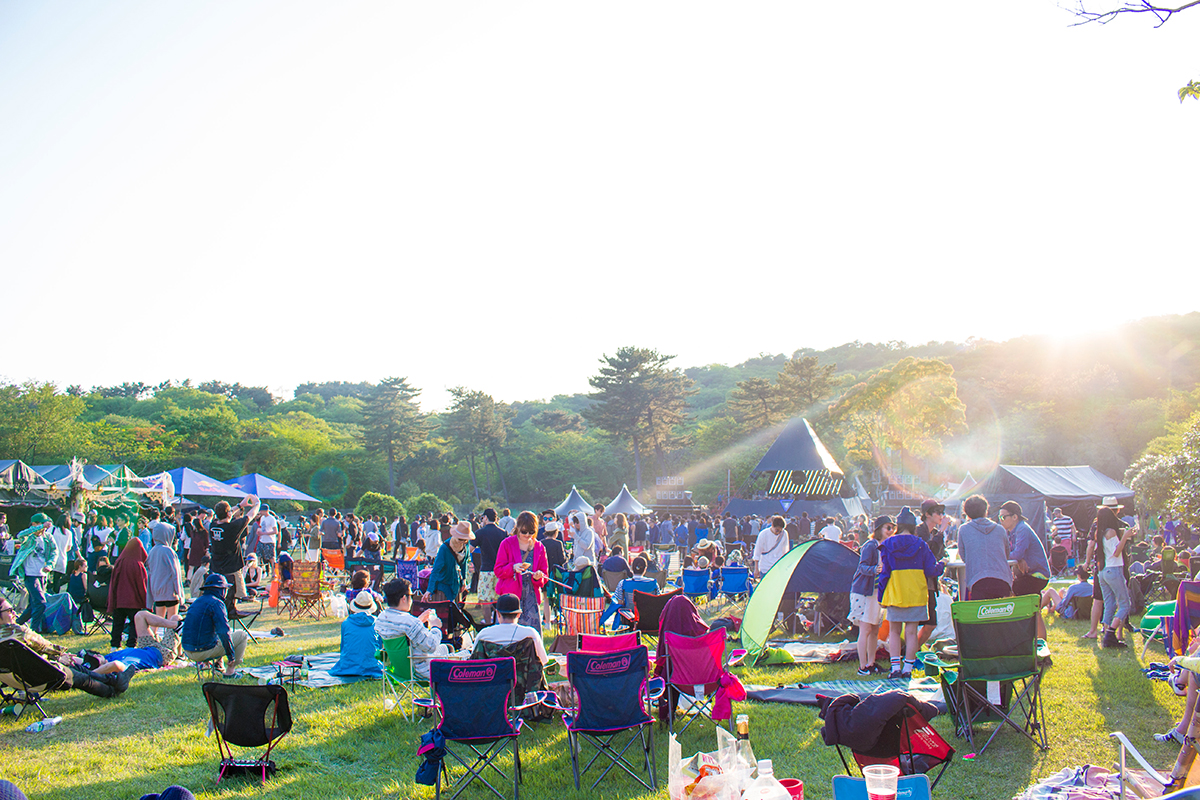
[1068,0,1200,26]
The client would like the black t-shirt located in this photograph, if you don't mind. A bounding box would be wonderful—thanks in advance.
[475,523,507,571]
[543,538,566,570]
[209,516,251,575]
[320,518,342,549]
[915,523,946,560]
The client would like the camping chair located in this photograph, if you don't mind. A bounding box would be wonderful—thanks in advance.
[831,774,932,800]
[679,569,711,606]
[202,682,292,785]
[411,599,482,651]
[0,553,20,610]
[1049,545,1069,576]
[425,657,542,800]
[618,587,681,643]
[470,637,550,720]
[1140,599,1177,658]
[815,591,852,637]
[83,583,113,637]
[824,695,954,791]
[1142,581,1200,660]
[321,549,346,582]
[716,565,753,616]
[547,646,663,791]
[930,595,1048,755]
[660,627,748,735]
[287,561,326,621]
[600,569,627,594]
[559,595,606,636]
[380,635,429,721]
[273,563,295,617]
[579,632,641,652]
[233,593,265,643]
[0,639,70,720]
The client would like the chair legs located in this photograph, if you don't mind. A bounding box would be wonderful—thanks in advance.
[568,723,657,791]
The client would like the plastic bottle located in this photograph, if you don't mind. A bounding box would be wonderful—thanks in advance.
[736,713,750,740]
[1,705,21,717]
[25,716,63,733]
[301,657,309,681]
[740,759,790,800]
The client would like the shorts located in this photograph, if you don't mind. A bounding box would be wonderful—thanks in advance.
[1013,573,1049,597]
[848,592,882,626]
[477,572,498,604]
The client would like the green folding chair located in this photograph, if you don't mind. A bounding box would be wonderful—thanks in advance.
[927,594,1048,756]
[379,635,428,721]
[1140,600,1176,658]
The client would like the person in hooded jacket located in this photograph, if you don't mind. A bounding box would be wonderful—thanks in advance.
[108,539,149,648]
[146,520,185,616]
[330,590,383,678]
[877,507,943,678]
[958,494,1012,602]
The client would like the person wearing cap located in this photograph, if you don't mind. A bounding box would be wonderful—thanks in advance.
[472,594,549,666]
[9,514,56,634]
[376,578,449,680]
[330,590,384,678]
[1000,500,1052,639]
[181,573,247,678]
[915,499,950,648]
[851,515,894,676]
[878,507,943,677]
[425,521,472,603]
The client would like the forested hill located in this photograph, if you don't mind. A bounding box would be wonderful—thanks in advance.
[1,313,1197,513]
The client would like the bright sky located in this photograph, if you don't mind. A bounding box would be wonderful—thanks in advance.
[1,1,1197,410]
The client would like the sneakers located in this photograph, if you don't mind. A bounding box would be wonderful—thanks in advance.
[857,667,873,677]
[888,670,905,679]
[1156,729,1186,745]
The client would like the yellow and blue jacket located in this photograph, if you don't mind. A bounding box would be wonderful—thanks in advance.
[877,534,943,608]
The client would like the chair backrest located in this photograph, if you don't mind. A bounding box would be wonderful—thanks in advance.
[831,774,932,800]
[291,562,323,597]
[202,682,293,748]
[0,554,14,588]
[568,646,652,731]
[663,627,726,687]
[720,566,751,594]
[681,569,711,596]
[561,594,606,635]
[633,587,681,632]
[411,599,478,638]
[1171,581,1200,658]
[321,550,345,572]
[470,636,546,701]
[86,583,110,614]
[580,632,640,652]
[380,635,414,682]
[619,577,658,610]
[950,595,1039,681]
[601,569,627,594]
[0,639,71,693]
[430,657,518,741]
[394,559,421,588]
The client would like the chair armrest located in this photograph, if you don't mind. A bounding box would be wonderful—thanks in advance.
[726,649,748,668]
[1110,731,1172,788]
[531,690,567,712]
[413,698,436,713]
[647,677,666,701]
[512,690,558,712]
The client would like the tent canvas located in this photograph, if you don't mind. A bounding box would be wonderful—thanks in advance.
[555,485,593,517]
[724,498,796,518]
[165,467,247,498]
[605,484,647,516]
[723,496,866,521]
[226,473,319,503]
[971,465,1133,536]
[739,538,860,661]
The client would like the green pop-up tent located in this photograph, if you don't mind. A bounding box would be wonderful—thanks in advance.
[739,538,860,662]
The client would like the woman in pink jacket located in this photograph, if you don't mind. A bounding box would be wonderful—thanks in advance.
[494,511,549,631]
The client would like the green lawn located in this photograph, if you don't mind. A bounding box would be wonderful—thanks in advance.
[0,605,1184,800]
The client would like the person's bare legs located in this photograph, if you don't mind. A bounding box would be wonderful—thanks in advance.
[916,623,936,648]
[904,623,919,672]
[857,621,879,671]
[1085,593,1103,639]
[132,609,179,637]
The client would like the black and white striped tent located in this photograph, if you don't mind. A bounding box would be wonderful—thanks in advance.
[747,417,855,500]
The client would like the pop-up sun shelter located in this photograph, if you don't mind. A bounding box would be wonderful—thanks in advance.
[739,538,860,662]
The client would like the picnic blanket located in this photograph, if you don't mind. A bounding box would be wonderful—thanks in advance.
[1012,765,1124,800]
[244,651,378,688]
[744,676,945,713]
[772,640,856,663]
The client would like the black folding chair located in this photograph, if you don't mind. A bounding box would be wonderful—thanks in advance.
[427,657,541,800]
[202,682,293,785]
[821,693,955,792]
[82,583,112,637]
[411,599,482,650]
[233,595,265,643]
[0,639,70,720]
[617,587,680,644]
[550,646,664,791]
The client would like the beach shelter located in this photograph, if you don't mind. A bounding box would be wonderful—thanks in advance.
[605,484,647,516]
[227,473,319,503]
[739,539,860,661]
[971,465,1133,536]
[555,486,594,518]
[165,467,248,498]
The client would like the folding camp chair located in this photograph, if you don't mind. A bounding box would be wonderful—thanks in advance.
[233,594,265,643]
[0,553,21,610]
[202,682,293,785]
[831,773,932,800]
[0,639,70,720]
[1142,581,1200,660]
[83,583,113,637]
[929,595,1048,755]
[580,632,641,653]
[547,646,664,791]
[380,635,428,721]
[321,549,346,582]
[411,599,482,651]
[559,594,606,636]
[287,561,326,621]
[425,657,542,800]
[680,569,711,606]
[618,587,680,643]
[471,637,550,720]
[1049,545,1069,576]
[716,565,753,616]
[600,569,627,594]
[661,627,747,735]
[824,694,954,791]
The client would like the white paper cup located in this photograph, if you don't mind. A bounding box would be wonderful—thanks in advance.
[862,764,900,800]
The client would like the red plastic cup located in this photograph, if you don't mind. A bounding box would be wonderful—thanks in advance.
[779,778,804,800]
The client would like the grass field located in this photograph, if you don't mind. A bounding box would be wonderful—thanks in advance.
[0,601,1185,800]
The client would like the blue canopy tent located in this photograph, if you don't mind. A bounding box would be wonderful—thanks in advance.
[226,473,319,503]
[166,467,247,498]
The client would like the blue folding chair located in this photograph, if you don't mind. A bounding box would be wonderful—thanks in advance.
[545,646,664,791]
[680,568,711,605]
[424,657,542,800]
[831,773,932,799]
[717,565,753,615]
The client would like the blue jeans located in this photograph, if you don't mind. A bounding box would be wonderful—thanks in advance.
[1100,566,1131,627]
[17,575,47,633]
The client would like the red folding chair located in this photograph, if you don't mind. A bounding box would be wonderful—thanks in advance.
[660,628,747,735]
[579,632,641,653]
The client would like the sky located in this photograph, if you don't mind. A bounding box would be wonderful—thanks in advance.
[1,1,1197,411]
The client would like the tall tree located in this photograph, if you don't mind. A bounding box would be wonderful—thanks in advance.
[361,377,427,497]
[584,346,696,492]
[776,355,836,416]
[726,377,787,431]
[445,387,487,501]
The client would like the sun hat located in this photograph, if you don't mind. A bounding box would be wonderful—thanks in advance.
[201,573,229,594]
[697,556,711,569]
[1098,496,1122,509]
[352,592,377,614]
[573,555,593,569]
[696,538,713,550]
[450,521,474,541]
[544,521,560,533]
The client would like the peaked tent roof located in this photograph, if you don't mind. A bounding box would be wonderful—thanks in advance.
[555,486,593,517]
[227,473,319,503]
[605,484,647,516]
[752,418,854,498]
[0,460,41,490]
[166,467,247,498]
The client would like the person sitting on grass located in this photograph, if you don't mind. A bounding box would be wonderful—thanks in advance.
[1039,567,1094,619]
[599,556,658,630]
[330,591,383,679]
[180,573,247,679]
[375,577,448,681]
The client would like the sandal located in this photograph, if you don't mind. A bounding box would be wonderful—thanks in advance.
[1082,633,1098,639]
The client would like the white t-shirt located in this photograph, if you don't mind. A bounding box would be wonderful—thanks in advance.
[258,515,278,544]
[473,622,550,664]
[820,524,841,542]
[752,527,791,575]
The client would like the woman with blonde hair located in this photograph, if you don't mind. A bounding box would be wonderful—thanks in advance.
[609,513,629,555]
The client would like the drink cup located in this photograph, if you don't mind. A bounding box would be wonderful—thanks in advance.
[862,764,900,800]
[779,778,804,799]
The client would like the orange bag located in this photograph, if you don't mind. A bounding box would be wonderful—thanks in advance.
[268,579,280,608]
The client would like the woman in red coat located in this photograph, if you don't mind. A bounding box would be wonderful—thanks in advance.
[493,511,549,631]
[108,538,148,648]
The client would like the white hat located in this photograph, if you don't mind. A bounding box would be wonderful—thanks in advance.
[351,592,377,614]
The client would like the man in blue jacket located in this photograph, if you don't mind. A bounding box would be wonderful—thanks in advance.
[181,573,246,678]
